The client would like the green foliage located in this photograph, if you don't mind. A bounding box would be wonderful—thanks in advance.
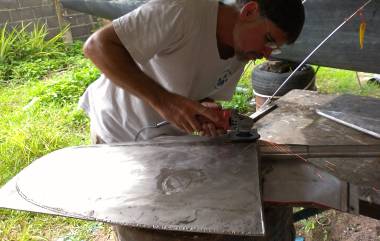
[0,22,80,85]
[316,67,380,98]
[0,26,104,238]
[0,85,92,239]
[221,88,253,113]
[0,86,89,185]
[0,23,21,63]
[0,210,107,241]
[220,61,254,112]
[0,72,96,181]
[0,42,99,239]
[300,218,317,233]
[9,58,61,84]
[29,58,100,106]
[1,22,67,62]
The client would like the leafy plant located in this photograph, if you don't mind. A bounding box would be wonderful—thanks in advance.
[11,22,68,60]
[300,218,317,233]
[0,22,75,85]
[0,22,29,63]
[220,88,253,113]
[220,61,255,113]
[30,58,100,106]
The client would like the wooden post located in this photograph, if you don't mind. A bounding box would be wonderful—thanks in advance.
[53,0,73,43]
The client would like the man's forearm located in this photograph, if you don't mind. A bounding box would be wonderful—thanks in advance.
[83,24,169,109]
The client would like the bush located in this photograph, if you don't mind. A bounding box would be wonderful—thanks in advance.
[30,58,100,106]
[220,61,255,113]
[0,23,20,63]
[0,22,82,85]
[1,22,67,62]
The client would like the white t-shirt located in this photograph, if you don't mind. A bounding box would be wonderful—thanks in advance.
[79,0,245,143]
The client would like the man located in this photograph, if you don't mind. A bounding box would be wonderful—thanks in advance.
[80,0,304,240]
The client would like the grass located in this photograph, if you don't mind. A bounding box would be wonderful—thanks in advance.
[0,22,379,240]
[0,23,105,240]
[316,67,380,98]
[0,85,89,185]
[0,61,104,241]
[0,210,108,241]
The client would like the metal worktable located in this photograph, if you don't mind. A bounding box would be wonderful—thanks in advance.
[256,89,380,213]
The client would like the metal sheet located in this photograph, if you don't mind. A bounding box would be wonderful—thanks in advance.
[1,137,264,236]
[316,94,380,139]
[0,177,58,215]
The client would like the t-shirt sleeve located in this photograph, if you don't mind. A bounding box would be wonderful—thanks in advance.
[112,0,185,64]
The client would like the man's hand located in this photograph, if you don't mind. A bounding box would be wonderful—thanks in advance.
[152,93,222,135]
[199,100,227,137]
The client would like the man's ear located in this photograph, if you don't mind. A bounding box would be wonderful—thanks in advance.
[239,1,260,21]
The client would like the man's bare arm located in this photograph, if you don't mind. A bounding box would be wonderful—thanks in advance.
[83,24,220,134]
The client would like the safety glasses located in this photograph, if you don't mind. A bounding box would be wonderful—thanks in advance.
[264,18,282,55]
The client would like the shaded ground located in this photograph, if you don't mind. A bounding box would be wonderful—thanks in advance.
[296,210,380,241]
[94,227,115,241]
[93,210,380,241]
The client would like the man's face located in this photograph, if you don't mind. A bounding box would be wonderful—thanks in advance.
[233,16,288,61]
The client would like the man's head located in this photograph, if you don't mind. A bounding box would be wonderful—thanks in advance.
[233,0,305,60]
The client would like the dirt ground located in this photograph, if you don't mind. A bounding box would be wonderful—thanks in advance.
[295,210,380,241]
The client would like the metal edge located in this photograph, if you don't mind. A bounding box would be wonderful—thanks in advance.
[316,109,380,139]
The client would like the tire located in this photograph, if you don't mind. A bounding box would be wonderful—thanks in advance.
[252,61,315,97]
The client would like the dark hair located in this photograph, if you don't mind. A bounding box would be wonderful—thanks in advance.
[236,0,305,44]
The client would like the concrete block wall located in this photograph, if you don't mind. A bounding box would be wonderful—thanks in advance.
[63,8,97,41]
[0,0,97,40]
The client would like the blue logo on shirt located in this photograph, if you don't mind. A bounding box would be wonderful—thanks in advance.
[216,69,233,89]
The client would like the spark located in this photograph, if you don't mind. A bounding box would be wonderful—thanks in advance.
[261,141,327,180]
[265,141,309,163]
[316,172,323,180]
[324,164,336,172]
[324,160,337,167]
